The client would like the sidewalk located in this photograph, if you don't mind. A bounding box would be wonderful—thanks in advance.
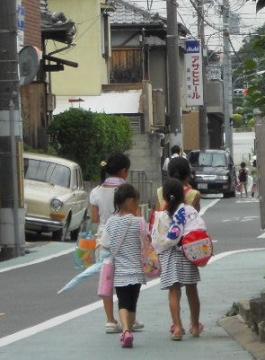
[1,248,265,359]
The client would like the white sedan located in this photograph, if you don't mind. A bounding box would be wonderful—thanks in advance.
[24,153,88,241]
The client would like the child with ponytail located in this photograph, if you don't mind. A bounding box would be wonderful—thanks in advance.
[152,178,203,341]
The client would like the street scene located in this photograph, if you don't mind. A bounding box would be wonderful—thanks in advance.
[1,0,265,359]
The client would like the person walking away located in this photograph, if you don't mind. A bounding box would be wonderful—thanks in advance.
[89,153,143,333]
[157,157,201,212]
[162,145,181,173]
[101,184,146,348]
[238,161,248,198]
[152,178,203,341]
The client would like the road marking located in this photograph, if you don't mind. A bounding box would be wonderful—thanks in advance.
[1,246,265,348]
[222,216,259,223]
[257,232,265,239]
[0,248,74,274]
[199,198,220,216]
[236,199,259,204]
[209,247,265,264]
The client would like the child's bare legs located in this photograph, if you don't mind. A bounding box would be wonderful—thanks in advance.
[169,284,183,337]
[244,183,248,197]
[119,309,135,332]
[186,284,201,336]
[103,297,118,324]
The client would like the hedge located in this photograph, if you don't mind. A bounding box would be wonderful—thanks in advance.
[48,108,132,180]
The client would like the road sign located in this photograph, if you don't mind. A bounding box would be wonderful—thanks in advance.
[17,1,25,51]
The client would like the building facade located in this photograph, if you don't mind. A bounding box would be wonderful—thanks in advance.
[48,0,112,96]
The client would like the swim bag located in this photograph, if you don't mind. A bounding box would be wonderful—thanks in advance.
[181,229,213,267]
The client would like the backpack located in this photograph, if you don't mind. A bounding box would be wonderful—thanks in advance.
[239,168,247,182]
[181,229,213,267]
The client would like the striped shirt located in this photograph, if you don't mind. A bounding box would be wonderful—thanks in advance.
[101,214,146,287]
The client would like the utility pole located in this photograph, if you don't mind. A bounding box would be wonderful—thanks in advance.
[0,0,25,259]
[166,0,182,146]
[197,0,208,150]
[223,0,233,156]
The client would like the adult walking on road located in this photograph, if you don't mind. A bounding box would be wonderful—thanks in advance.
[89,153,143,334]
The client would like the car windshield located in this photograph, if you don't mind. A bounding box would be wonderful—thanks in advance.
[189,152,227,167]
[24,159,71,188]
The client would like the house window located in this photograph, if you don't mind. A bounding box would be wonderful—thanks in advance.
[110,48,143,83]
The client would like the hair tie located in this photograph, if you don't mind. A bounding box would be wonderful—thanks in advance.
[100,160,107,168]
[170,194,175,201]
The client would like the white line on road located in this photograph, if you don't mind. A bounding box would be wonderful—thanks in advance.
[199,198,220,216]
[0,248,74,274]
[2,246,265,348]
[257,232,265,239]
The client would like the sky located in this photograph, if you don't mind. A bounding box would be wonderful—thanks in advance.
[132,0,265,51]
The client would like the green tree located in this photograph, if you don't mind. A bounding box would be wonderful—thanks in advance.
[48,108,132,180]
[231,113,244,128]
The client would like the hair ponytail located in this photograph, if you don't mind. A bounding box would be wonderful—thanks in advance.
[162,178,184,217]
[100,153,130,184]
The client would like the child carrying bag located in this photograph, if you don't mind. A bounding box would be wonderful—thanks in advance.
[97,220,131,297]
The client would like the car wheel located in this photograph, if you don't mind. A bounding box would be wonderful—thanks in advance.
[52,217,70,242]
[70,228,80,242]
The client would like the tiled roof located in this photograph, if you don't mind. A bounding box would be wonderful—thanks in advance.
[40,0,76,44]
[110,0,165,25]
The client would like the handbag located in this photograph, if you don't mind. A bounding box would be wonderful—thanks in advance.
[142,243,161,277]
[97,219,131,298]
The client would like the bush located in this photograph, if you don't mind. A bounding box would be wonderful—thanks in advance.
[48,108,132,180]
[231,113,244,128]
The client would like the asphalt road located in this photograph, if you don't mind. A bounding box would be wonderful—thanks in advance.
[1,196,264,340]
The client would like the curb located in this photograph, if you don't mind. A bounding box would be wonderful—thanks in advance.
[219,315,265,360]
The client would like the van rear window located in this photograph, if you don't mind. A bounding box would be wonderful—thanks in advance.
[189,152,227,167]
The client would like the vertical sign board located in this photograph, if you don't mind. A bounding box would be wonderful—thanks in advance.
[17,0,25,51]
[185,39,204,106]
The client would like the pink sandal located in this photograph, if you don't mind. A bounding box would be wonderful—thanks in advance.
[120,330,134,348]
[170,324,186,335]
[190,323,204,337]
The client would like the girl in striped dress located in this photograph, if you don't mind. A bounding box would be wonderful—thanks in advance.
[152,178,203,341]
[101,184,146,348]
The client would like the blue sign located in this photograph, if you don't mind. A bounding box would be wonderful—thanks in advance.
[186,39,200,54]
[17,5,25,31]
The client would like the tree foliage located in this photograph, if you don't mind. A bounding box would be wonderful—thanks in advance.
[232,23,265,119]
[48,108,132,180]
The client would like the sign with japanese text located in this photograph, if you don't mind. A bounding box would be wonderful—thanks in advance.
[185,39,204,106]
[17,0,25,51]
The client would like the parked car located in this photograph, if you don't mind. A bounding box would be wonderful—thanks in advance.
[24,153,88,241]
[187,149,236,197]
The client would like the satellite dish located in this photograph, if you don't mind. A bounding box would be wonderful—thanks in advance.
[19,46,42,86]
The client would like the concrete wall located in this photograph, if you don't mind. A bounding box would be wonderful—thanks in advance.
[128,132,162,206]
[48,0,108,96]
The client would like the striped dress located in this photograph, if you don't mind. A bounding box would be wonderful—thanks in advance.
[101,214,146,287]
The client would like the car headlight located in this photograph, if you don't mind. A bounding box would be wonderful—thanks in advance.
[50,198,64,211]
[216,175,228,180]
